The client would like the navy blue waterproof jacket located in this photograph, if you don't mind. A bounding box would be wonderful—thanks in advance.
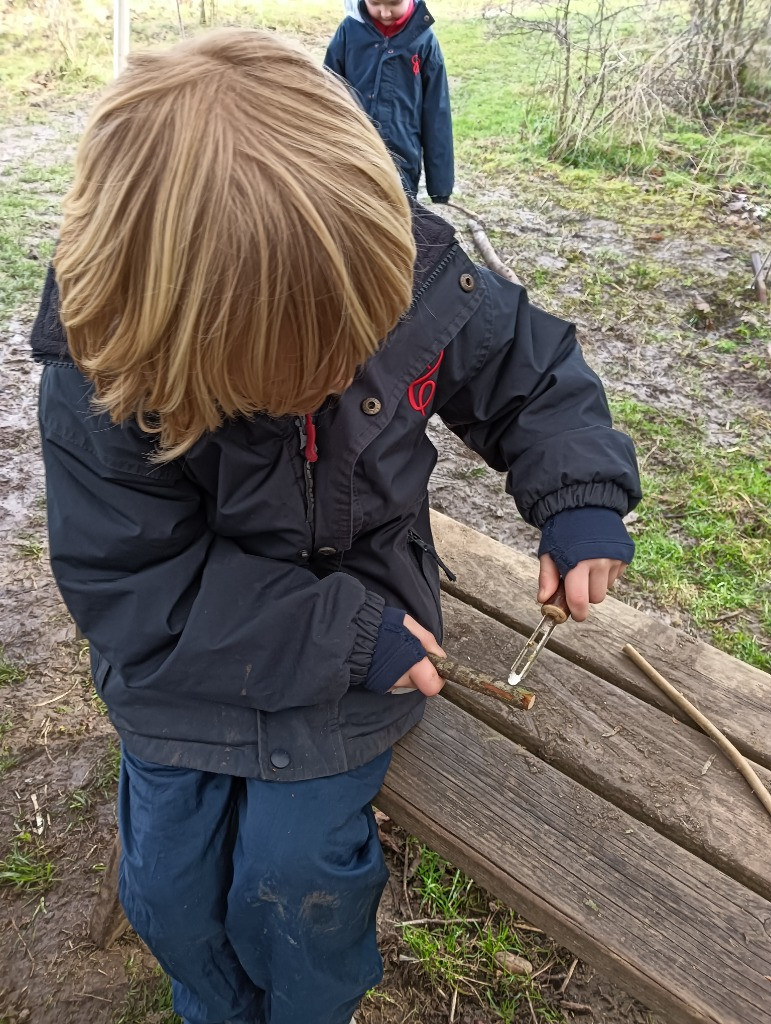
[325,1,454,200]
[32,205,641,782]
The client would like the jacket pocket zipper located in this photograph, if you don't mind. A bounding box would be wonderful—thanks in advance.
[407,529,457,581]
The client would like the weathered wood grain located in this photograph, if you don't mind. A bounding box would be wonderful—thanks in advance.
[439,594,771,902]
[378,697,771,1024]
[430,511,771,768]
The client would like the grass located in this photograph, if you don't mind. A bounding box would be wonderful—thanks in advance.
[0,648,26,687]
[0,720,17,777]
[112,961,181,1024]
[91,738,123,793]
[612,396,771,670]
[16,533,45,561]
[401,846,570,1022]
[0,839,55,892]
[0,162,65,323]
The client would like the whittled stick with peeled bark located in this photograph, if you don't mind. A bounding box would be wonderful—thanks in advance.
[428,653,536,710]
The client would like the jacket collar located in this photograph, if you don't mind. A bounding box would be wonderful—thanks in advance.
[358,0,435,40]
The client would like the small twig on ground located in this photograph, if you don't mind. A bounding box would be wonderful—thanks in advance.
[705,608,746,624]
[11,921,35,966]
[526,992,538,1024]
[559,957,579,994]
[750,252,769,305]
[402,836,413,917]
[531,955,558,979]
[449,986,458,1023]
[561,1001,593,1013]
[623,645,771,820]
[394,916,486,927]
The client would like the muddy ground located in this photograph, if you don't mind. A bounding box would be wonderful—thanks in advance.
[1,99,768,1024]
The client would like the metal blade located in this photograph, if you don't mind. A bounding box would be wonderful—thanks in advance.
[507,614,558,687]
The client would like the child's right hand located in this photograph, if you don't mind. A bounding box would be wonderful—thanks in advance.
[389,615,446,696]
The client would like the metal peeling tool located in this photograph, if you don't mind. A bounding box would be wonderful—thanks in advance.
[508,581,570,688]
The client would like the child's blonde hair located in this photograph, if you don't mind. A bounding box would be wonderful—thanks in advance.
[55,29,415,460]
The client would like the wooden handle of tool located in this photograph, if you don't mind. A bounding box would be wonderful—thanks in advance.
[542,581,570,624]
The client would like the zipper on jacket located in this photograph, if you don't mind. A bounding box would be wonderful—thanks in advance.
[296,415,318,529]
[408,529,457,581]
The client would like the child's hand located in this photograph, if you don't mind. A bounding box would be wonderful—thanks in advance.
[538,554,626,622]
[389,615,446,695]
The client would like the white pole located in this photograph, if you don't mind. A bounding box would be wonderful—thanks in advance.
[113,0,130,77]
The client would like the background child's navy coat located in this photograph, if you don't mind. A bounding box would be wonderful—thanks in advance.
[325,1,454,200]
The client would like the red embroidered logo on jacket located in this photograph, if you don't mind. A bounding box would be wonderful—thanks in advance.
[411,54,421,76]
[408,351,444,416]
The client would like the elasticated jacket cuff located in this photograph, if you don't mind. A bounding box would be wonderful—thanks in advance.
[362,607,426,695]
[347,590,386,686]
[538,507,635,577]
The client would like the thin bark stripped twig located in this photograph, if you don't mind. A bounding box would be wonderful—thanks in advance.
[623,644,771,820]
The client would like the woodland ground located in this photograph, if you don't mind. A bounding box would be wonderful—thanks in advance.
[0,1,769,1022]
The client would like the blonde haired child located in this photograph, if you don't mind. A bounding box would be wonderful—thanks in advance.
[32,28,640,1024]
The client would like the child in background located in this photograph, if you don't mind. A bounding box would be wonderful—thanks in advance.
[326,0,454,204]
[32,29,640,1024]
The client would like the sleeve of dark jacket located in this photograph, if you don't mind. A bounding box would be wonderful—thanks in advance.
[324,23,347,77]
[36,375,383,717]
[435,267,642,525]
[420,35,454,200]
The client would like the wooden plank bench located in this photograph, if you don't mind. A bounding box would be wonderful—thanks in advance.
[90,511,771,1024]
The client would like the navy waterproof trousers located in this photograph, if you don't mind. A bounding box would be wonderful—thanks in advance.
[118,747,392,1024]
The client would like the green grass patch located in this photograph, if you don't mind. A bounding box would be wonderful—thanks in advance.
[0,720,17,777]
[112,961,181,1024]
[90,738,123,793]
[612,397,771,670]
[0,163,67,323]
[0,838,55,892]
[15,533,45,561]
[402,846,569,1022]
[0,649,26,687]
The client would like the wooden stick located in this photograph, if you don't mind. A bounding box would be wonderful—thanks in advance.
[428,654,535,710]
[751,252,769,305]
[443,202,522,286]
[623,644,771,819]
[467,219,522,285]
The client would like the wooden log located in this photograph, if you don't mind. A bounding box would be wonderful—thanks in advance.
[429,511,771,769]
[89,833,130,949]
[379,697,771,1024]
[440,594,771,903]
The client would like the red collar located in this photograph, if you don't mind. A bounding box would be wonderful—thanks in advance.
[372,0,414,36]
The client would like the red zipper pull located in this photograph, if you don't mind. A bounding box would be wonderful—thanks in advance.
[304,413,318,463]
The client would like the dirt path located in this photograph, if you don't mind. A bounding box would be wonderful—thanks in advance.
[1,102,767,1024]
